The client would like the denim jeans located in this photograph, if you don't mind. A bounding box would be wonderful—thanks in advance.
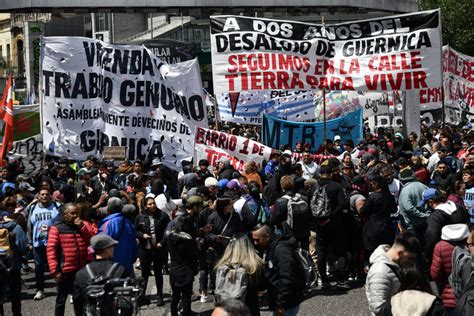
[33,245,47,291]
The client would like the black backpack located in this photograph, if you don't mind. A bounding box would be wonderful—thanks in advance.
[310,183,331,219]
[84,262,119,316]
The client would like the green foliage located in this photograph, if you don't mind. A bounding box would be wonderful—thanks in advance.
[420,0,474,56]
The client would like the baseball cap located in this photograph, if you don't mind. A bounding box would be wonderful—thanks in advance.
[417,188,442,207]
[77,168,92,177]
[218,179,229,189]
[186,195,204,209]
[226,179,241,190]
[334,135,341,142]
[205,177,218,188]
[18,182,35,192]
[90,235,118,251]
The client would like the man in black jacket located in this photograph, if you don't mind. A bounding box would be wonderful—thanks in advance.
[311,165,349,289]
[265,154,292,205]
[252,224,305,316]
[271,175,311,250]
[73,235,129,315]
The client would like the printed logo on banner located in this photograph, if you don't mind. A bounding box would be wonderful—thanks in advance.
[194,127,273,171]
[262,108,363,151]
[41,37,208,170]
[216,90,315,125]
[210,10,442,95]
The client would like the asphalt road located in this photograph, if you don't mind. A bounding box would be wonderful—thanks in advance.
[5,268,370,316]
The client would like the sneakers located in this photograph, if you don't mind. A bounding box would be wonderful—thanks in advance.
[33,290,45,300]
[200,294,209,303]
[156,295,165,307]
[70,295,74,304]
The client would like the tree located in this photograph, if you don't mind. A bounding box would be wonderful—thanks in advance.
[420,0,474,56]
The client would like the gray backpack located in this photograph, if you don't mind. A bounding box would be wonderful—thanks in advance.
[214,264,248,303]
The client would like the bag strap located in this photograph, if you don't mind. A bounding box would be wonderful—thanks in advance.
[106,262,119,279]
[385,263,401,281]
[85,264,95,280]
[220,211,233,236]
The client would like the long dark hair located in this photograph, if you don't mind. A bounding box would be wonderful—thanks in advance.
[397,264,434,295]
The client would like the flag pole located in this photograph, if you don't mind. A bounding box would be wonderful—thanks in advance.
[213,94,219,131]
[322,15,327,154]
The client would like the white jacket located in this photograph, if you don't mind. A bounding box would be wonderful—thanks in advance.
[366,245,401,316]
[391,290,437,316]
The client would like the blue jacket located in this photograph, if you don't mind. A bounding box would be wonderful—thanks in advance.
[0,220,29,270]
[98,213,138,273]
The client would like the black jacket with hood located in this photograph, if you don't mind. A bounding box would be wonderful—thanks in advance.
[264,234,305,310]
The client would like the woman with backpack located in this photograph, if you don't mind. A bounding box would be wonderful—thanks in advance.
[214,233,264,316]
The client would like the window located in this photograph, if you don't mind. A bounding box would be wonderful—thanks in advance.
[96,13,109,32]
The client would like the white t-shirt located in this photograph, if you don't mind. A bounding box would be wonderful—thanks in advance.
[298,161,319,180]
[388,178,402,203]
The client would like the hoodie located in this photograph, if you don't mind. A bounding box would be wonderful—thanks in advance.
[430,224,469,308]
[424,201,461,262]
[391,290,438,316]
[366,245,401,316]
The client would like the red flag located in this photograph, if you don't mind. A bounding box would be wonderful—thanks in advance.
[0,76,14,166]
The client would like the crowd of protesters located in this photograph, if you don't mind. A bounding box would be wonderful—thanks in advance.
[1,122,474,316]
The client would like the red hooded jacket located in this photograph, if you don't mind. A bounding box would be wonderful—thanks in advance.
[430,240,456,308]
[47,218,97,274]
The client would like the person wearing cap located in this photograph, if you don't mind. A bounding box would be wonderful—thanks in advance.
[26,188,61,301]
[217,156,239,181]
[76,168,94,201]
[97,197,138,273]
[334,135,343,154]
[72,234,128,315]
[204,177,219,200]
[431,223,469,312]
[46,203,97,316]
[16,181,35,212]
[423,189,467,264]
[398,173,430,246]
[134,194,170,306]
[222,179,255,233]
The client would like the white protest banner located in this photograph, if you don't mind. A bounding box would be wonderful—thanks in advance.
[216,90,315,125]
[194,127,273,171]
[420,46,474,125]
[42,37,208,170]
[211,10,442,94]
[8,134,43,176]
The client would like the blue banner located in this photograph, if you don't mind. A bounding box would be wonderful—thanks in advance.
[262,108,363,151]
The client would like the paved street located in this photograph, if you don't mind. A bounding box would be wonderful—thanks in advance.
[5,266,370,316]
